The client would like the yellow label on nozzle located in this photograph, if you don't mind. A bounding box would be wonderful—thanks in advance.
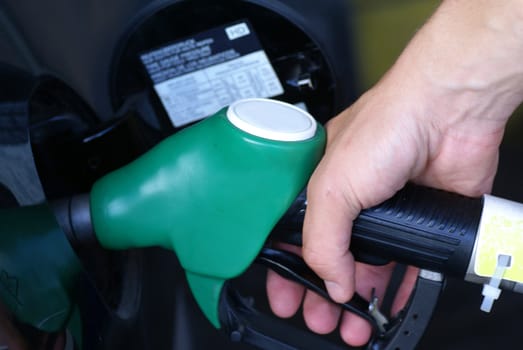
[474,195,523,283]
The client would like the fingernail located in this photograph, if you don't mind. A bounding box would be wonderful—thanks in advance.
[325,280,345,302]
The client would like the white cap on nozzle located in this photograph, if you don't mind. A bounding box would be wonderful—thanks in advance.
[226,98,317,142]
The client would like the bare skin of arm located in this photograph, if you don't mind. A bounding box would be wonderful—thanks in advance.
[267,0,523,346]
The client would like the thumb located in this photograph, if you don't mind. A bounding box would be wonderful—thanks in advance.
[302,169,359,303]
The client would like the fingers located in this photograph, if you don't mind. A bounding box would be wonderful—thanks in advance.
[265,245,349,337]
[339,262,396,345]
[266,244,344,336]
[339,265,418,346]
[266,243,417,347]
[268,260,399,344]
[266,270,304,318]
[302,291,341,334]
[266,243,305,318]
[391,266,419,316]
[340,311,373,346]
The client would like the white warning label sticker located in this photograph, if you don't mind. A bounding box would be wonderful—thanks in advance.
[140,20,284,127]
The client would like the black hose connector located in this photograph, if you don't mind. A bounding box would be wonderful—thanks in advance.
[51,194,98,250]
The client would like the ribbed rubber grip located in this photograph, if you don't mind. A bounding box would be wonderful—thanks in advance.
[351,184,483,278]
[272,183,484,279]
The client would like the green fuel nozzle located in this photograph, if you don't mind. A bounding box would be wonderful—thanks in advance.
[89,98,326,327]
[0,204,82,333]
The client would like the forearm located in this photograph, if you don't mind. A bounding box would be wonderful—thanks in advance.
[383,0,523,135]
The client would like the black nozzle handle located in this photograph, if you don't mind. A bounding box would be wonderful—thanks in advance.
[272,183,484,279]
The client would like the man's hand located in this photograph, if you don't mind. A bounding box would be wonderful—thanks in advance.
[267,0,523,346]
